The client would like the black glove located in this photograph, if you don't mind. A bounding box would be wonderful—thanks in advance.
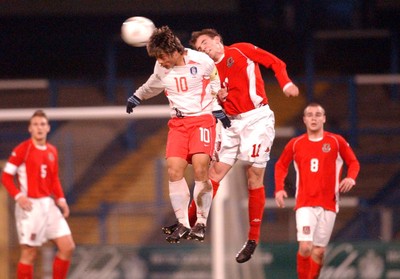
[212,110,231,128]
[126,95,142,114]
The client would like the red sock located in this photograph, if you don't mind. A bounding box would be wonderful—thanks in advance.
[309,258,322,279]
[188,179,220,226]
[53,256,71,279]
[297,253,310,279]
[17,262,33,279]
[248,187,265,241]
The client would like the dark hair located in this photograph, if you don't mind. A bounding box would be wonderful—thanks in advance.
[30,110,49,121]
[189,28,222,49]
[147,26,185,58]
[31,109,48,119]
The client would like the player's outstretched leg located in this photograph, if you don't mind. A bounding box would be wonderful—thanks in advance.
[162,179,220,234]
[166,178,191,242]
[186,180,211,242]
[236,240,257,263]
[235,187,265,263]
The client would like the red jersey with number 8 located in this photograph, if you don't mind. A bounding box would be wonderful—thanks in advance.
[274,132,360,212]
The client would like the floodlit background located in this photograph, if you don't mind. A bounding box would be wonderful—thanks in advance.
[0,1,400,278]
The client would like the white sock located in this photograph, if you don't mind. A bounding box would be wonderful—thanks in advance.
[193,180,213,225]
[169,178,190,228]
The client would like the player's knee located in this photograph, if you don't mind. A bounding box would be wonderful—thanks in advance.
[298,242,312,257]
[56,236,76,257]
[66,241,76,254]
[312,246,326,262]
[20,246,38,263]
[59,242,75,259]
[167,168,184,181]
[246,168,265,187]
[193,167,208,181]
[209,161,231,182]
[208,165,218,181]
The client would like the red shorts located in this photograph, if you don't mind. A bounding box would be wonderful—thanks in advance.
[166,114,216,163]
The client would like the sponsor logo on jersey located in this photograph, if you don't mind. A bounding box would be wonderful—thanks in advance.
[227,57,234,68]
[190,66,198,76]
[303,226,310,235]
[322,143,331,153]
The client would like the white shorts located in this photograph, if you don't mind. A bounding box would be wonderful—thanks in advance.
[296,207,336,247]
[15,197,72,246]
[217,105,275,168]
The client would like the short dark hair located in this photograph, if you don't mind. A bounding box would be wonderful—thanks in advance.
[147,26,185,58]
[29,109,49,125]
[189,28,222,49]
[31,110,48,120]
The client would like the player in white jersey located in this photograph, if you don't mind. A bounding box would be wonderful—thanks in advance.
[162,28,299,263]
[1,110,75,279]
[126,26,231,243]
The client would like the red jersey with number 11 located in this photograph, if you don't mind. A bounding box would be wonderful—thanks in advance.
[274,132,360,212]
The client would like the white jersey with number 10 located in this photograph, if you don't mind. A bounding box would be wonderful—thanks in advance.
[134,48,222,118]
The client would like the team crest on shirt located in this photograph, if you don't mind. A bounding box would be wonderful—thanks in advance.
[30,233,36,241]
[227,57,234,68]
[322,143,331,153]
[48,152,55,161]
[190,66,198,76]
[303,226,310,235]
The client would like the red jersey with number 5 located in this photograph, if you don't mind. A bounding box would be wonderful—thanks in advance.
[274,132,360,212]
[1,139,65,199]
[216,43,293,115]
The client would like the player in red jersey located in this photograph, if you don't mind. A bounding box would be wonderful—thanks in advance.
[126,26,231,243]
[274,103,360,279]
[1,110,75,279]
[163,28,299,263]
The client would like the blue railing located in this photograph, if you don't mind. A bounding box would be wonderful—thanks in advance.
[334,171,400,241]
[69,158,168,244]
[47,78,135,107]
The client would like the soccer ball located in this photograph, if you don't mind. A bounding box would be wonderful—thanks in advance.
[121,16,155,47]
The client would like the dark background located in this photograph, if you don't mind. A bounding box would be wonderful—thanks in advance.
[1,0,399,81]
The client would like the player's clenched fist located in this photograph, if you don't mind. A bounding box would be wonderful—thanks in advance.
[212,110,231,128]
[126,95,142,114]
